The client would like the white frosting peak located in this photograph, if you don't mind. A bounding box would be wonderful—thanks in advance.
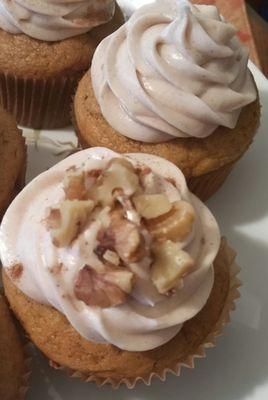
[91,0,257,143]
[0,0,115,41]
[0,148,220,351]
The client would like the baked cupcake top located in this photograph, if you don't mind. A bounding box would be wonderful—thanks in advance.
[91,0,257,143]
[0,147,220,351]
[0,0,115,41]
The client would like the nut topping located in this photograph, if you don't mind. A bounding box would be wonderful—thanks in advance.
[48,200,94,247]
[103,250,120,266]
[88,158,140,206]
[151,240,195,294]
[63,167,86,200]
[74,265,134,308]
[101,210,145,263]
[133,194,172,219]
[145,201,195,242]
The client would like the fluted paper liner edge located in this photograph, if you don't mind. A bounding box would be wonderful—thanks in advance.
[18,341,32,400]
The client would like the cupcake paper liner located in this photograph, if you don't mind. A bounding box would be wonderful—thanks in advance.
[49,238,241,389]
[0,72,82,129]
[187,162,235,202]
[18,342,32,400]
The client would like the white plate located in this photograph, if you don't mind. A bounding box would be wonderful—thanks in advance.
[4,62,268,400]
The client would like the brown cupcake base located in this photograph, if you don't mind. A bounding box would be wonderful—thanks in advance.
[74,72,260,201]
[0,108,27,219]
[2,238,240,388]
[0,292,31,400]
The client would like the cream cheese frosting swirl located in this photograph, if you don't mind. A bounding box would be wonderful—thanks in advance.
[0,148,220,351]
[91,0,257,143]
[0,0,115,41]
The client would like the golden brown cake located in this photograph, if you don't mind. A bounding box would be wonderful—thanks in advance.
[0,147,240,387]
[0,292,29,400]
[0,107,26,219]
[0,2,124,129]
[74,1,260,201]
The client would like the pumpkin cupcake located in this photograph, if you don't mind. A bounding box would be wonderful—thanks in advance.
[0,291,29,400]
[0,107,26,219]
[1,147,240,387]
[0,0,124,129]
[74,0,260,201]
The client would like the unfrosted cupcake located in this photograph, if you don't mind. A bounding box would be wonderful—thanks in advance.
[0,292,29,400]
[0,107,26,219]
[74,0,260,201]
[0,0,124,129]
[0,147,240,387]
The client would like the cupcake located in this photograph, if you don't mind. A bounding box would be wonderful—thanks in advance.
[0,0,124,129]
[0,291,29,400]
[74,0,260,201]
[0,107,26,219]
[0,147,240,387]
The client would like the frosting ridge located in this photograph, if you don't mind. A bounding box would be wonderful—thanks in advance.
[0,0,115,41]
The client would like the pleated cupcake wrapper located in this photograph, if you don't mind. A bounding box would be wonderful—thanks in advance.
[0,72,81,129]
[18,341,32,400]
[187,162,235,202]
[49,239,241,389]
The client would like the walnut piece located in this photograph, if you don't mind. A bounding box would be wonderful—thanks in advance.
[103,250,120,266]
[74,265,134,308]
[145,201,195,242]
[88,158,140,206]
[133,194,172,219]
[48,200,94,247]
[98,210,145,263]
[151,240,195,294]
[63,167,86,200]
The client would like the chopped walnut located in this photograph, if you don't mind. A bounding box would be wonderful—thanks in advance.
[145,201,195,242]
[88,158,140,207]
[151,240,195,294]
[63,167,86,200]
[97,210,145,263]
[74,265,134,308]
[48,200,94,247]
[133,194,172,219]
[103,250,120,266]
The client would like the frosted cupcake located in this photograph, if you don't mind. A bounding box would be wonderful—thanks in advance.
[0,147,240,387]
[0,0,124,128]
[74,0,260,201]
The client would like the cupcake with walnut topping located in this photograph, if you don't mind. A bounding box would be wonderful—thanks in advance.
[0,147,240,387]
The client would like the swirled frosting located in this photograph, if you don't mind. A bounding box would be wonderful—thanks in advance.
[0,0,115,41]
[0,148,220,351]
[91,0,257,143]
